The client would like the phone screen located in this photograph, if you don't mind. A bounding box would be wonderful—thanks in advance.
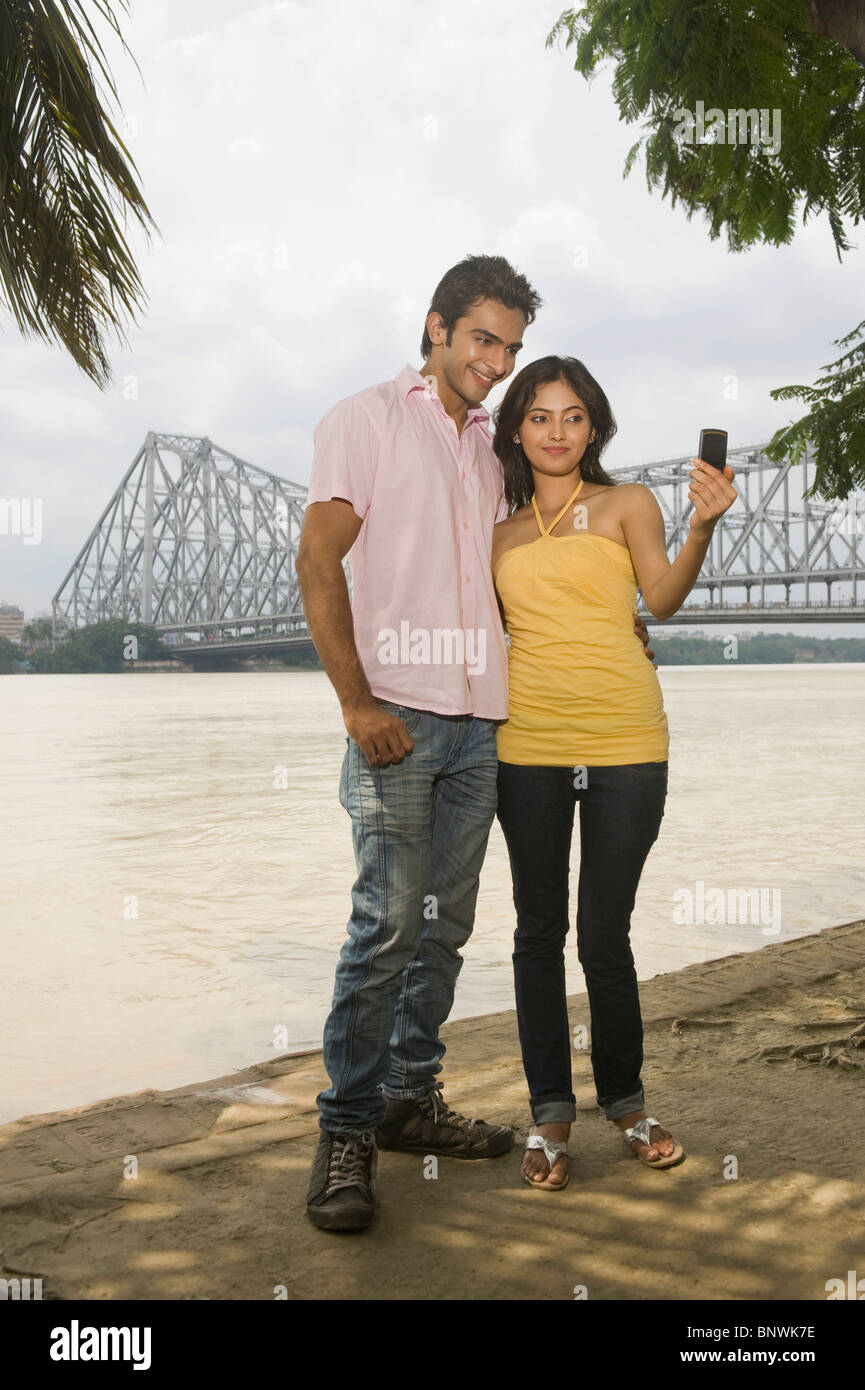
[699,429,728,471]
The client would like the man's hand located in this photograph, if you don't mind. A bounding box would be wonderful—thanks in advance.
[633,613,657,668]
[343,695,414,768]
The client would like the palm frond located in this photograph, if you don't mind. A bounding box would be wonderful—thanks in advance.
[0,0,159,386]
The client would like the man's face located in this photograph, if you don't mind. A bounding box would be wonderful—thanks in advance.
[426,298,526,407]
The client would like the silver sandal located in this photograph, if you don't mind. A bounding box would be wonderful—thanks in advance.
[522,1133,570,1190]
[622,1116,685,1169]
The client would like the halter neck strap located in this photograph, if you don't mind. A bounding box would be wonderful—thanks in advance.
[531,476,585,538]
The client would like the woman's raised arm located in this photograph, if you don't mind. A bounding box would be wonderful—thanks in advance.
[621,461,737,621]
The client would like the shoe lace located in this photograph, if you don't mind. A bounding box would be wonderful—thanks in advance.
[327,1132,374,1193]
[423,1082,478,1133]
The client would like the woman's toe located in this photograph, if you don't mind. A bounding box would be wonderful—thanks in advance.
[653,1128,673,1155]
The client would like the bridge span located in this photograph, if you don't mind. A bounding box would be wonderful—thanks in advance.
[52,433,865,652]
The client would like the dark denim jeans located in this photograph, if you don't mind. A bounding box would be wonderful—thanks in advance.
[316,703,499,1133]
[496,760,668,1124]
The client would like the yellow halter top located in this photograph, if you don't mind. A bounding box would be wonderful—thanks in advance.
[493,478,669,766]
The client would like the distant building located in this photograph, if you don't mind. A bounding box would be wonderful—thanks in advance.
[0,603,24,643]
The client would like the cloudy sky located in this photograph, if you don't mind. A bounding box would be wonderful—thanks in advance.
[1,0,860,624]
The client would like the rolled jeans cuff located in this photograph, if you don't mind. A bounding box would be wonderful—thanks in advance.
[601,1089,645,1123]
[379,1082,434,1102]
[532,1098,576,1124]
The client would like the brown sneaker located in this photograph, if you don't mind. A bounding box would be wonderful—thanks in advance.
[306,1129,377,1231]
[375,1082,513,1159]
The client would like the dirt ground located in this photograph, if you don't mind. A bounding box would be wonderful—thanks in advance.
[2,919,864,1301]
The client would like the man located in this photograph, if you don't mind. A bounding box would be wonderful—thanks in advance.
[297,254,648,1231]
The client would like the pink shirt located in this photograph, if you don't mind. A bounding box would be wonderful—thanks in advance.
[306,364,510,718]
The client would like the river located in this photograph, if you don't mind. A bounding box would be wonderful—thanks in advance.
[2,665,863,1124]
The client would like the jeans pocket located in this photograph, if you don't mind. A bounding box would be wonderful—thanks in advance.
[377,700,423,735]
[338,741,351,811]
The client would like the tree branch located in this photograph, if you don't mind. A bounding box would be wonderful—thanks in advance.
[808,0,865,66]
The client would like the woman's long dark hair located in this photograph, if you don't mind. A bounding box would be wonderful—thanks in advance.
[493,356,617,512]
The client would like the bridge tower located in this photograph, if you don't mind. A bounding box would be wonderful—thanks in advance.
[52,433,308,643]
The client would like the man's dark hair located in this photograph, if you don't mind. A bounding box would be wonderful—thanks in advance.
[420,254,542,359]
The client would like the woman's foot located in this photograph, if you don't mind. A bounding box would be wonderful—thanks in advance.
[522,1122,570,1186]
[613,1109,678,1163]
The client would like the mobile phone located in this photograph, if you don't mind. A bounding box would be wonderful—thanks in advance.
[698,428,728,471]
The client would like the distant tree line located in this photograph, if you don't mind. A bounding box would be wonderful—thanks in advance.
[3,624,864,673]
[653,633,865,664]
[2,621,322,673]
[10,621,168,673]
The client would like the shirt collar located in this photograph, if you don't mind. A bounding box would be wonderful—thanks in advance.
[395,363,490,427]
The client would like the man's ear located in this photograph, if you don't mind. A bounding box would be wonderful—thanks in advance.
[426,310,447,348]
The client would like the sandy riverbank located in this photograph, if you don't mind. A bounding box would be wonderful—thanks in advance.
[2,919,864,1301]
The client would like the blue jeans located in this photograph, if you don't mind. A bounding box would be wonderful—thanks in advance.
[495,761,668,1125]
[316,703,499,1133]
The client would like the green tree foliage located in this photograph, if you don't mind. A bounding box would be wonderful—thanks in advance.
[20,616,54,649]
[277,646,322,669]
[0,0,159,386]
[26,620,168,672]
[0,635,20,672]
[765,318,865,494]
[548,0,865,497]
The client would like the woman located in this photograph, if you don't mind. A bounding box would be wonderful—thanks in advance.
[491,356,736,1190]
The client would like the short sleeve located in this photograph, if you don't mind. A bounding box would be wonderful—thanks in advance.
[306,394,378,520]
[495,489,511,523]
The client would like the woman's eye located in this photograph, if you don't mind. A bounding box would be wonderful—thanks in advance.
[527,415,583,424]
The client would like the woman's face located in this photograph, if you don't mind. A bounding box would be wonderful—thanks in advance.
[517,378,592,476]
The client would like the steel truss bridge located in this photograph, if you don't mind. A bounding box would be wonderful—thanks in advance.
[52,434,865,659]
[53,433,309,656]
